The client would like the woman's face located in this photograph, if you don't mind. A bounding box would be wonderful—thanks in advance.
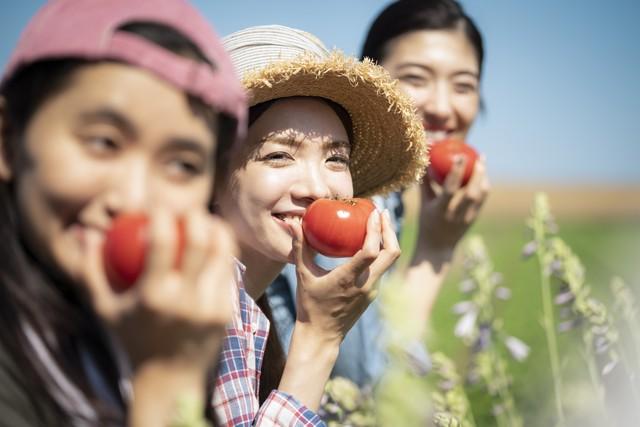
[218,97,353,264]
[0,63,217,283]
[381,29,480,142]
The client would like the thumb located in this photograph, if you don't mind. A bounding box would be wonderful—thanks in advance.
[81,229,122,319]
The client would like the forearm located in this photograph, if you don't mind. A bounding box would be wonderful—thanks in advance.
[129,361,206,427]
[277,322,340,412]
[404,244,454,333]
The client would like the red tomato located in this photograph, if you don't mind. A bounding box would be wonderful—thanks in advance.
[103,213,185,293]
[302,198,376,258]
[427,139,479,186]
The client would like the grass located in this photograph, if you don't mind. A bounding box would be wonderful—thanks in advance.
[417,216,640,426]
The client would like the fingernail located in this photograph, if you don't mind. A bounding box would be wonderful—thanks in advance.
[383,209,391,222]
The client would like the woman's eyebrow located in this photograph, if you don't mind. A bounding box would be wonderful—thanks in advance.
[324,140,351,152]
[397,63,479,79]
[164,137,210,156]
[79,108,210,152]
[452,70,480,80]
[396,62,433,72]
[261,133,292,145]
[264,133,350,148]
[79,108,137,138]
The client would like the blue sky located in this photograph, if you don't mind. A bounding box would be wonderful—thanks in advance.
[1,0,639,184]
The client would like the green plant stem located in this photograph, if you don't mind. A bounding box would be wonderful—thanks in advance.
[537,251,566,426]
[493,349,522,427]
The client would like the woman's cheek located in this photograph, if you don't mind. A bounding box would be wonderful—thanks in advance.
[396,83,424,105]
[330,171,354,199]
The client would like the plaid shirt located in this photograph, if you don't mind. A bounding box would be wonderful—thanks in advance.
[212,261,325,426]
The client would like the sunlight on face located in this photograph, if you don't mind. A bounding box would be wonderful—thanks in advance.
[219,97,353,265]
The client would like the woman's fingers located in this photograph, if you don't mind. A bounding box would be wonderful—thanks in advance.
[428,155,467,219]
[81,227,134,320]
[421,175,437,201]
[465,168,491,223]
[195,216,236,325]
[442,155,467,199]
[291,220,327,279]
[143,209,176,284]
[181,211,212,286]
[139,210,235,318]
[362,209,401,291]
[331,210,381,288]
[453,156,490,224]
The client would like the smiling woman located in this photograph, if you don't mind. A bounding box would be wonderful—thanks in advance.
[207,24,426,426]
[0,1,245,426]
[221,97,354,266]
[356,0,491,372]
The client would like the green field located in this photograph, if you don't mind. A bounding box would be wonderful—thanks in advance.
[418,217,640,426]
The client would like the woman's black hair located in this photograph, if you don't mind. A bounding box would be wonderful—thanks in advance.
[248,97,353,143]
[361,0,485,78]
[0,21,227,426]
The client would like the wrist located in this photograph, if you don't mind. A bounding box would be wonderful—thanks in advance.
[129,361,207,427]
[411,243,455,270]
[277,322,341,412]
[289,321,341,362]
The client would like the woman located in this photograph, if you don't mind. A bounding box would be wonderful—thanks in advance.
[363,0,491,327]
[0,0,245,425]
[267,0,491,389]
[211,25,427,426]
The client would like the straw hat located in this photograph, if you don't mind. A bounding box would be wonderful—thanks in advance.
[223,25,427,197]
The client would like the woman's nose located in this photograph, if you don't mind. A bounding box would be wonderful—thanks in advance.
[420,83,453,123]
[289,164,333,204]
[103,159,149,217]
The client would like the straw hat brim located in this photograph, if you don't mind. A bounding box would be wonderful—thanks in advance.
[242,52,428,197]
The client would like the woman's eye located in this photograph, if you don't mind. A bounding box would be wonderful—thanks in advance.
[399,74,428,87]
[327,155,350,170]
[262,151,294,165]
[165,159,204,181]
[454,82,478,94]
[84,136,119,156]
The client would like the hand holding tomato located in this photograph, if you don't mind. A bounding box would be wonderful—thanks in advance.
[80,209,236,372]
[289,207,400,344]
[302,198,375,258]
[417,143,490,257]
[427,139,479,187]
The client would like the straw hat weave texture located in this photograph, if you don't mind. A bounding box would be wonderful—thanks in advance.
[224,25,428,197]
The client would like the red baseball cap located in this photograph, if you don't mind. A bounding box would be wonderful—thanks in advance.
[2,0,246,138]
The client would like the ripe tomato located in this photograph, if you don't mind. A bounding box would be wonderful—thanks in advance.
[302,198,376,258]
[103,213,185,293]
[427,139,479,186]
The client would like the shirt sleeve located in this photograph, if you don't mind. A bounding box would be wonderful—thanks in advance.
[255,389,325,427]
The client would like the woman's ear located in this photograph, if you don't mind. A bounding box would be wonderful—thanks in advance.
[0,97,13,181]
